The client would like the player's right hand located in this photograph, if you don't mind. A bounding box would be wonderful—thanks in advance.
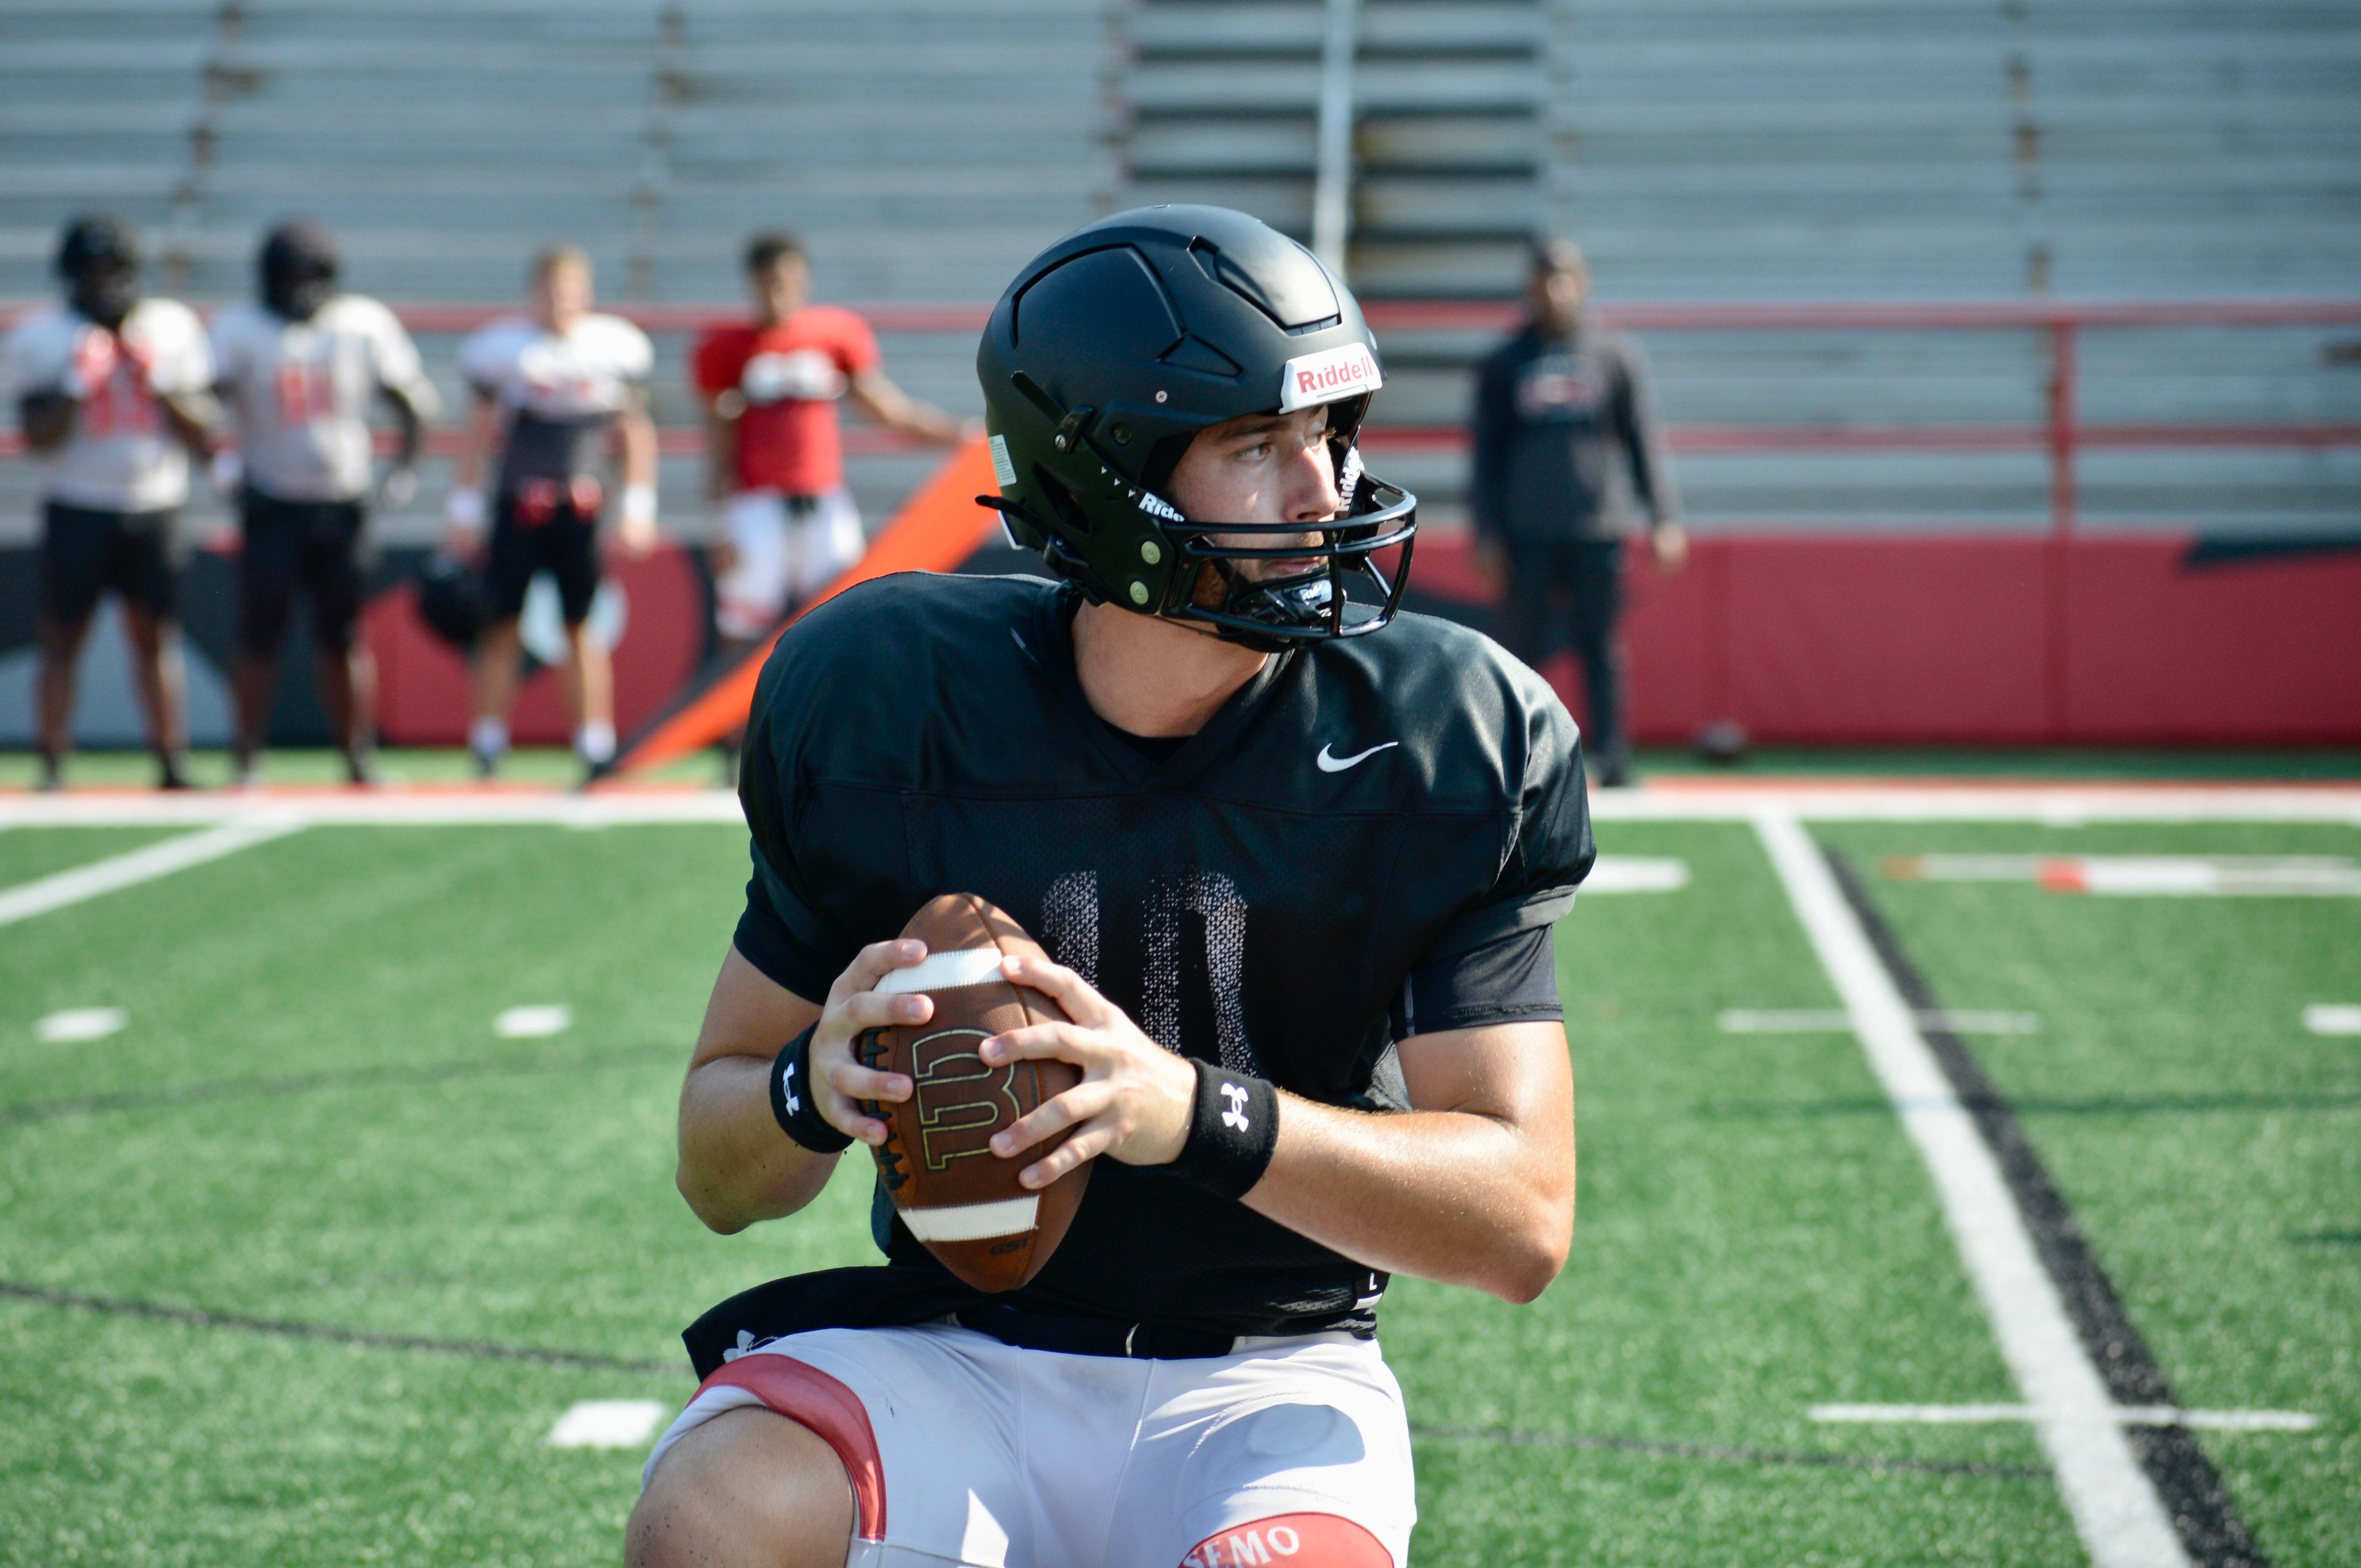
[808,938,930,1146]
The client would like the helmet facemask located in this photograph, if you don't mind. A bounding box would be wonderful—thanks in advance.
[1161,433,1418,651]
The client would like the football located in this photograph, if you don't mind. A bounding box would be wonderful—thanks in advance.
[855,893,1090,1292]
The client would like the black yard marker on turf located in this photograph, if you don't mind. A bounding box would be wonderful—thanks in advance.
[0,1279,679,1375]
[1824,849,2266,1568]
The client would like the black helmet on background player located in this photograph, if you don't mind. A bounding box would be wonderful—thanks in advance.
[976,205,1416,649]
[55,213,140,328]
[414,553,489,652]
[261,220,340,321]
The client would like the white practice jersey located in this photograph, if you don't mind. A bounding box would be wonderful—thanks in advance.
[211,295,438,502]
[4,299,212,512]
[459,312,652,488]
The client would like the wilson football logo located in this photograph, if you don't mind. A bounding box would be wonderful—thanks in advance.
[909,1029,1020,1172]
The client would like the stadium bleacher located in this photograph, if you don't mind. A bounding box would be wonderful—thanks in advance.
[0,0,2355,545]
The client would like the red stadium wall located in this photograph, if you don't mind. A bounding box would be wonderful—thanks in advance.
[1412,534,2361,746]
[355,532,2355,750]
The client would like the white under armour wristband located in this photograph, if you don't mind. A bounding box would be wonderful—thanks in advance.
[444,485,486,532]
[620,481,658,529]
[1169,1060,1279,1200]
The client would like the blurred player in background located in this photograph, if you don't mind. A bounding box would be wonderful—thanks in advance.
[210,220,438,786]
[692,232,967,657]
[445,245,657,777]
[4,215,215,791]
[1471,238,1684,788]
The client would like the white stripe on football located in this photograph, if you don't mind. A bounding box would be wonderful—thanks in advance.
[874,948,1006,995]
[898,1194,1041,1242]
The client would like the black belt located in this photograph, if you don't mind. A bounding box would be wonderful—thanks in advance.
[953,1301,1237,1360]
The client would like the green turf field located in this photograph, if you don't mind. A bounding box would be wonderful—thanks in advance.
[1,807,2354,1563]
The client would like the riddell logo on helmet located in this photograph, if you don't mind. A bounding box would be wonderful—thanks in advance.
[1277,343,1382,412]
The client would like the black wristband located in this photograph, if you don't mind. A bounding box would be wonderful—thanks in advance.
[1167,1059,1280,1200]
[770,1024,853,1154]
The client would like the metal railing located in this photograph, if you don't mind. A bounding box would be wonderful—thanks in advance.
[1352,298,2361,539]
[4,298,2358,539]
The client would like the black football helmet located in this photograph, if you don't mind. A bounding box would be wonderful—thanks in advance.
[55,214,140,328]
[260,220,340,321]
[976,205,1415,650]
[414,553,489,652]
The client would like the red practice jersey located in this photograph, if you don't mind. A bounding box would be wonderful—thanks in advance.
[692,307,881,497]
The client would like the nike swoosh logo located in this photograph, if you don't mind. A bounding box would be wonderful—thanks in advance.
[1317,741,1399,773]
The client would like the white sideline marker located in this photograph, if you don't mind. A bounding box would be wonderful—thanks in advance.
[1754,809,2191,1568]
[496,1005,572,1039]
[1583,856,1690,893]
[1811,1403,2319,1434]
[1718,1008,2039,1035]
[2304,1004,2361,1037]
[36,1007,127,1043]
[547,1400,668,1449]
[1886,853,2361,897]
[0,815,305,927]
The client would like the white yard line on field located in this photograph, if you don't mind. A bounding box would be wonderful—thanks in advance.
[1581,856,1690,892]
[495,1005,572,1039]
[546,1400,668,1449]
[34,1007,127,1042]
[0,815,306,928]
[1811,1403,2319,1433]
[1753,808,2189,1568]
[1717,1008,2040,1035]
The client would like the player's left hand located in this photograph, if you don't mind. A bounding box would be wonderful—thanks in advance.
[617,513,660,558]
[981,955,1197,1189]
[617,482,659,558]
[1650,520,1689,574]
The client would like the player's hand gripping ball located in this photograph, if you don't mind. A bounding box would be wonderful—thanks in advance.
[856,895,1091,1292]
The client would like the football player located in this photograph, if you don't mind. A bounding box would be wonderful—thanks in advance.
[445,245,657,776]
[1470,239,1683,788]
[210,220,439,786]
[692,231,967,654]
[628,207,1592,1568]
[4,215,215,790]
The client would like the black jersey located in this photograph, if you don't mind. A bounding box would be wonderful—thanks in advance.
[727,572,1594,1339]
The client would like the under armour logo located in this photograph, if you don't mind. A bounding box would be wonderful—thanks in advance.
[1220,1082,1251,1131]
[782,1059,801,1116]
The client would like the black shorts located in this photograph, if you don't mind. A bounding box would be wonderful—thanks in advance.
[485,496,601,625]
[40,501,182,625]
[241,488,371,654]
